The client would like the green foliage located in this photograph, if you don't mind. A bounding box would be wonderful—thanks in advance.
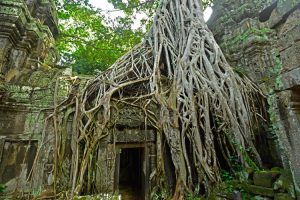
[221,170,234,182]
[109,0,212,13]
[150,174,171,200]
[185,184,204,200]
[0,184,6,193]
[230,27,272,47]
[55,0,144,74]
[240,147,259,171]
[273,54,284,90]
[55,0,213,74]
[151,188,170,200]
[186,193,203,200]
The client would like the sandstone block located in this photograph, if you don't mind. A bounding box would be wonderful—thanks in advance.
[282,67,300,90]
[274,193,294,200]
[279,25,300,51]
[280,41,300,72]
[244,184,275,197]
[274,170,296,198]
[253,171,281,188]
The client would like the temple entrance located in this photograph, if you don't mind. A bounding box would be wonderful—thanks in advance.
[119,148,144,200]
[115,145,149,200]
[112,129,156,200]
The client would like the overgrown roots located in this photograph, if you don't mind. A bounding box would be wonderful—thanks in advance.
[51,0,266,198]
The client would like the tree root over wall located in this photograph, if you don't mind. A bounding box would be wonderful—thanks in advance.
[44,0,267,199]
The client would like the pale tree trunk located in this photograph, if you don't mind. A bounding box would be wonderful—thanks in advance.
[45,0,266,199]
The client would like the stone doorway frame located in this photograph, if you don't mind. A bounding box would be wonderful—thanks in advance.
[114,142,154,200]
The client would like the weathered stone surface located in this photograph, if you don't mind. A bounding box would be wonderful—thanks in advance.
[282,68,300,90]
[0,108,26,135]
[95,144,115,195]
[267,0,300,29]
[0,0,298,198]
[109,102,159,128]
[243,185,275,197]
[252,196,272,200]
[114,129,156,143]
[209,0,300,197]
[278,25,300,52]
[253,171,281,188]
[208,0,274,42]
[0,140,38,191]
[274,170,296,198]
[0,0,58,84]
[0,0,61,194]
[232,190,242,200]
[274,193,294,200]
[280,42,300,72]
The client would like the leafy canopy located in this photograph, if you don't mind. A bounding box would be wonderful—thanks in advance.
[55,0,212,74]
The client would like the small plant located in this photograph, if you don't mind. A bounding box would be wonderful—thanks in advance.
[32,186,42,198]
[0,184,6,193]
[151,190,169,200]
[185,185,203,200]
[220,170,240,194]
[151,185,170,200]
[221,170,234,182]
[229,155,244,172]
[186,192,202,200]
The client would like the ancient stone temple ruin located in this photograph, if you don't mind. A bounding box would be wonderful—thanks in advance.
[208,0,300,195]
[0,0,299,199]
[0,2,157,198]
[0,0,59,193]
[90,103,158,199]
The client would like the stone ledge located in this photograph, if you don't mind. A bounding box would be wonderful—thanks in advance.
[275,193,295,200]
[243,184,275,197]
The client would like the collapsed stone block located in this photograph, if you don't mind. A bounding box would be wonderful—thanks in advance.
[253,171,281,188]
[243,184,275,197]
[274,193,294,200]
[274,170,296,198]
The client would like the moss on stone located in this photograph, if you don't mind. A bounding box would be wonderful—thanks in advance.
[243,185,275,197]
[73,195,121,200]
[253,171,281,188]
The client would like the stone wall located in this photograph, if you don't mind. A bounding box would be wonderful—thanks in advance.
[54,100,158,199]
[0,1,158,195]
[0,0,58,84]
[0,0,61,194]
[0,75,73,193]
[1,0,299,198]
[208,0,300,196]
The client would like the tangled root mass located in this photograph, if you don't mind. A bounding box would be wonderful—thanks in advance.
[49,0,266,198]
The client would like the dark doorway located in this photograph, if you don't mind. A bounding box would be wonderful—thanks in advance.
[119,148,144,200]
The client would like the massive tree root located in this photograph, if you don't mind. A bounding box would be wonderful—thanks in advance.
[50,0,266,198]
